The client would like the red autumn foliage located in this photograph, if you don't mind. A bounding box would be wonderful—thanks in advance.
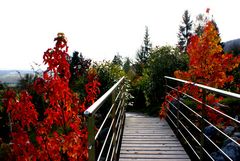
[85,69,101,105]
[175,21,240,88]
[160,21,240,126]
[2,33,101,160]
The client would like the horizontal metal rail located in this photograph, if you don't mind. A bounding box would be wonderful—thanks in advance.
[167,85,240,126]
[84,77,125,116]
[84,77,126,161]
[165,76,240,99]
[164,76,240,161]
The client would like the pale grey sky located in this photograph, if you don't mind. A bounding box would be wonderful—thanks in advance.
[0,0,240,70]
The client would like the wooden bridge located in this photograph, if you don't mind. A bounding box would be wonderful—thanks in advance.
[84,76,240,161]
[119,112,190,161]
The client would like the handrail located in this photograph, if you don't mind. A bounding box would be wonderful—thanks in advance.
[165,76,240,99]
[84,77,125,116]
[84,76,126,161]
[164,76,240,161]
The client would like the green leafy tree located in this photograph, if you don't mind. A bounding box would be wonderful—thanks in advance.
[93,61,125,116]
[145,46,188,105]
[130,69,148,110]
[129,26,152,111]
[128,46,188,114]
[177,10,192,52]
[94,61,125,95]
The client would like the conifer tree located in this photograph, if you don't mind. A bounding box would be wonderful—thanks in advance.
[136,26,152,64]
[177,10,193,52]
[123,57,131,73]
[112,53,123,66]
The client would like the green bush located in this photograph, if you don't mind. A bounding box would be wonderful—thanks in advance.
[144,46,188,105]
[94,61,125,95]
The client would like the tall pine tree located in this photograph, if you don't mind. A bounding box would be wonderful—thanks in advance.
[123,57,131,73]
[194,13,207,36]
[136,26,152,64]
[177,10,193,52]
[112,53,123,66]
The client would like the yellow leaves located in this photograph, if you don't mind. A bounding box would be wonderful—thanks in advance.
[233,63,239,69]
[175,21,240,89]
[200,22,222,55]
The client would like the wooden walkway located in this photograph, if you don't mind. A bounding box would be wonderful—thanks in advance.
[119,112,191,161]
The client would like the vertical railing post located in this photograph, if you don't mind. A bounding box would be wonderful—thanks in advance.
[112,88,117,161]
[176,83,181,137]
[120,80,125,113]
[164,77,168,98]
[87,114,95,161]
[200,89,206,161]
[164,77,168,112]
[117,81,125,160]
[121,81,126,127]
[122,80,126,114]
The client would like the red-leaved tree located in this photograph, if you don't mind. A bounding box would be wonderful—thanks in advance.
[160,21,240,125]
[174,21,240,88]
[3,33,100,160]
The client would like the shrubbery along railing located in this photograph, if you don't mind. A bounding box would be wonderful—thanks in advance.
[164,76,240,161]
[84,77,126,161]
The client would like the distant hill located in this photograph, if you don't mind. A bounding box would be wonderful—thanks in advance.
[0,70,34,84]
[223,38,240,54]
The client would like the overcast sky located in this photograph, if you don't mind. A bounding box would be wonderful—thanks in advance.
[1,0,240,70]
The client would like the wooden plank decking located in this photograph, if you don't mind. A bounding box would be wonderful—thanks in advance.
[119,112,191,161]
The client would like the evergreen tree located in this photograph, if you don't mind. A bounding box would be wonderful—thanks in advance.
[136,26,152,64]
[194,9,218,37]
[123,57,131,73]
[194,11,222,42]
[112,53,123,66]
[194,13,207,36]
[69,51,91,92]
[17,72,35,91]
[69,51,91,78]
[211,19,221,38]
[177,10,192,52]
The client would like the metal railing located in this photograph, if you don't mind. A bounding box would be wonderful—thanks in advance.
[164,76,240,161]
[84,77,126,161]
